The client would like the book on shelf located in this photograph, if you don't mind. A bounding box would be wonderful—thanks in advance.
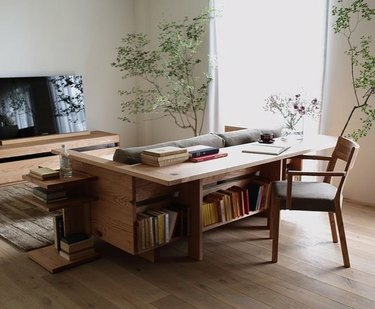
[160,208,179,242]
[29,167,60,180]
[137,212,154,249]
[141,152,189,167]
[227,186,249,217]
[210,191,232,221]
[137,205,185,250]
[204,193,226,223]
[248,183,264,211]
[218,189,240,219]
[145,209,167,245]
[60,233,93,253]
[189,152,228,163]
[33,194,68,203]
[242,144,291,155]
[59,247,96,261]
[53,214,64,250]
[32,186,67,200]
[167,204,189,237]
[60,232,90,243]
[187,145,220,158]
[230,186,250,215]
[142,146,187,157]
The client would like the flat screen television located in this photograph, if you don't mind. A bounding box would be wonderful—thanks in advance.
[0,75,87,140]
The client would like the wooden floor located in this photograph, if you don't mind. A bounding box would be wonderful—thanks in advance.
[0,200,374,309]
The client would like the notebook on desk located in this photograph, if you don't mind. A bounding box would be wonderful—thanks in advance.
[242,144,290,155]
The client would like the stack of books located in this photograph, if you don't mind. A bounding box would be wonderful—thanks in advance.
[29,167,60,180]
[32,186,67,203]
[141,146,189,167]
[59,233,95,261]
[187,145,227,162]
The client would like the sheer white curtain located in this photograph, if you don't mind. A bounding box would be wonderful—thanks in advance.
[209,0,328,132]
[48,76,86,133]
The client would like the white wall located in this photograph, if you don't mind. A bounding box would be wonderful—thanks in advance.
[0,0,136,147]
[323,0,375,206]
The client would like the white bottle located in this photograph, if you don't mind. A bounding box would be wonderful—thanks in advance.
[59,144,72,178]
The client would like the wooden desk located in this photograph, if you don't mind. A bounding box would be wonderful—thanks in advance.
[68,134,337,261]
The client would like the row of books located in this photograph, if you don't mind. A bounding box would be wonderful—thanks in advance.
[53,214,95,261]
[202,183,267,227]
[140,145,224,167]
[137,204,189,251]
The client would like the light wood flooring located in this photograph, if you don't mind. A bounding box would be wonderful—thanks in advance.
[0,200,374,308]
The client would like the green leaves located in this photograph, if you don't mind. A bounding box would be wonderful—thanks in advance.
[332,0,375,141]
[112,10,214,136]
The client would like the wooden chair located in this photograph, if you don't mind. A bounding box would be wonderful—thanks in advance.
[270,136,360,267]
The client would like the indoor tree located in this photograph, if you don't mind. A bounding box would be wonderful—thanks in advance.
[111,10,213,137]
[332,0,375,141]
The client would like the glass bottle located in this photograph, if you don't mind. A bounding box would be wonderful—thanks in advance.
[59,144,72,178]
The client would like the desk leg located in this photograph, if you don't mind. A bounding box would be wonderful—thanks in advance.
[180,179,203,261]
[259,160,282,233]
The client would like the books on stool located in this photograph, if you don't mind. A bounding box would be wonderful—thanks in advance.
[59,233,95,261]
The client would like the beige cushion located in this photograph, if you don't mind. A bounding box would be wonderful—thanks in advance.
[272,181,338,212]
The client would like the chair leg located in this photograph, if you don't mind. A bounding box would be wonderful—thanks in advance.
[328,212,338,243]
[271,201,280,263]
[335,208,350,268]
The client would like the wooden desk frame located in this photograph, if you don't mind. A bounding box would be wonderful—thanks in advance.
[67,134,337,261]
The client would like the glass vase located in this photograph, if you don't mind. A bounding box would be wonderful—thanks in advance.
[281,118,304,141]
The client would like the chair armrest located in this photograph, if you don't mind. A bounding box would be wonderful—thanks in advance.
[293,154,332,161]
[287,170,346,177]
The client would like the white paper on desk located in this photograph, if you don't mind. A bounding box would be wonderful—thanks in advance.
[242,144,290,155]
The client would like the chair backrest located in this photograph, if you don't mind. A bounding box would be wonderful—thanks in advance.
[324,136,360,189]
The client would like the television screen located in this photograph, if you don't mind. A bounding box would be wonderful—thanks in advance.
[0,75,87,140]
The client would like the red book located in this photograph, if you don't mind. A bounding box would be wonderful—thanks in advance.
[189,152,228,162]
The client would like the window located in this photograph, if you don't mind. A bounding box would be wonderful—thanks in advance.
[209,0,327,132]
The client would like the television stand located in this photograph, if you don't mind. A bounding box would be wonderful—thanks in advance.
[0,131,92,146]
[0,130,119,185]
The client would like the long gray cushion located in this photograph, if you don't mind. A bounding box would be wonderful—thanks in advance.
[215,128,261,147]
[216,127,282,147]
[113,133,225,164]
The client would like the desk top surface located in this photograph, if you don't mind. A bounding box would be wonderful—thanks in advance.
[110,134,337,186]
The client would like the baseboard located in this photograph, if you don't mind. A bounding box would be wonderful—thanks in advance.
[344,198,375,208]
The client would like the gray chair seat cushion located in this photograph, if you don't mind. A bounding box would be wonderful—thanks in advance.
[272,181,338,212]
[113,133,225,164]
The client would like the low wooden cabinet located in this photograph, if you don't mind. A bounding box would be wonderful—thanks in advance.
[0,130,119,185]
[22,172,99,273]
[68,150,281,261]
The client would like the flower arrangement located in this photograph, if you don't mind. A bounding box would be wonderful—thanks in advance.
[264,94,321,132]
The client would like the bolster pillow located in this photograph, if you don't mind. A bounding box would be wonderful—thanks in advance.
[113,133,225,164]
[216,127,282,147]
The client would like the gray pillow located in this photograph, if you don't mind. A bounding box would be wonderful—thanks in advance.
[113,133,225,164]
[215,128,262,146]
[216,127,282,147]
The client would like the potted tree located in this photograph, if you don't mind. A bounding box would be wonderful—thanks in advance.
[112,10,213,137]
